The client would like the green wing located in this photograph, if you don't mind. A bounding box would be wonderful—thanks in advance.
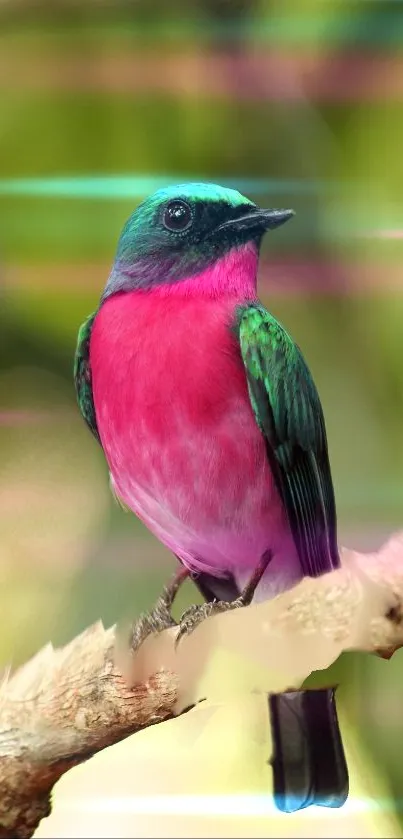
[238,304,339,577]
[74,312,100,444]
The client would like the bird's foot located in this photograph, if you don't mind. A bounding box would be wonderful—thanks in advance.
[175,599,233,647]
[175,549,273,647]
[130,566,189,653]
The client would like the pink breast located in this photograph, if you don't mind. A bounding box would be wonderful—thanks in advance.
[89,289,285,575]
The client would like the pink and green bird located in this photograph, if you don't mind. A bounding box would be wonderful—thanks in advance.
[74,182,348,812]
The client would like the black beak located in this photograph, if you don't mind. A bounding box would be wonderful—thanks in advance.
[217,208,295,235]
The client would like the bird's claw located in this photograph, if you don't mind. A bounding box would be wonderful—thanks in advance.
[130,566,189,653]
[175,549,273,648]
[175,599,235,647]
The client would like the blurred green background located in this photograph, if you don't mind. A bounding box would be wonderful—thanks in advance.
[1,0,403,830]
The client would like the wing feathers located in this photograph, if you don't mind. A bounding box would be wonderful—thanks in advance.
[238,304,339,577]
[74,312,100,443]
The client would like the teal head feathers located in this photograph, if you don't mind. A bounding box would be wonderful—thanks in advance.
[103,182,294,298]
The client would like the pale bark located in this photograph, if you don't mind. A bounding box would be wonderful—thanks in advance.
[1,532,403,839]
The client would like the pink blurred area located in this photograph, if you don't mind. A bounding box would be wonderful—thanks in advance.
[3,48,403,102]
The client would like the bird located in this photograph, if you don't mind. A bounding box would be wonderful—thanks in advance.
[74,182,348,813]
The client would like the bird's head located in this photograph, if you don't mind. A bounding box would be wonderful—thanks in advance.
[103,183,294,300]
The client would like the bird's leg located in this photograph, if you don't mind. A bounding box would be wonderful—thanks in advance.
[175,549,273,647]
[130,565,189,653]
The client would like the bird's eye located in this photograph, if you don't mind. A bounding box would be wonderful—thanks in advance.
[162,200,193,233]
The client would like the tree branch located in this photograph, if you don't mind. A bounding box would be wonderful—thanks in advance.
[1,532,403,838]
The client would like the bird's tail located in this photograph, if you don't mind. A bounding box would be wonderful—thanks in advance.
[269,687,349,812]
